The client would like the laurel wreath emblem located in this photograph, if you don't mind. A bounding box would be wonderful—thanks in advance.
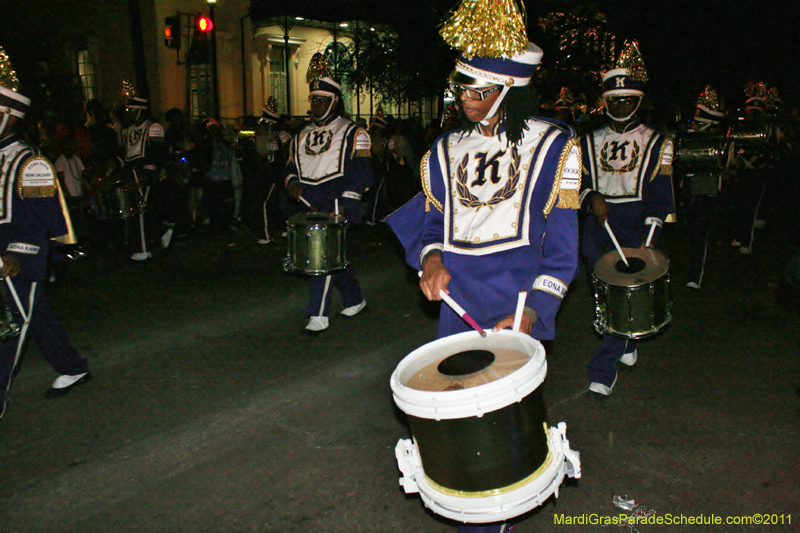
[600,140,640,173]
[455,146,521,211]
[304,131,333,156]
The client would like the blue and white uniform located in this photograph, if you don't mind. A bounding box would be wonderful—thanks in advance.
[580,120,675,387]
[284,114,374,320]
[389,118,581,340]
[0,135,89,416]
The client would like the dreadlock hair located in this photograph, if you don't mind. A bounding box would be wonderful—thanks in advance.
[457,85,539,146]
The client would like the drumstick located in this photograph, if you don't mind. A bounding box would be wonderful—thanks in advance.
[0,257,28,323]
[298,196,317,212]
[645,223,657,247]
[603,220,629,266]
[512,290,527,332]
[440,291,486,337]
[417,271,486,337]
[334,198,339,217]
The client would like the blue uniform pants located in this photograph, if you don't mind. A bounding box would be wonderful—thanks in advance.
[0,280,89,404]
[305,266,364,317]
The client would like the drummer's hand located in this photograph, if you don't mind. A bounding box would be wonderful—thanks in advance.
[287,182,303,199]
[492,308,537,335]
[1,255,20,278]
[590,193,608,226]
[420,252,450,301]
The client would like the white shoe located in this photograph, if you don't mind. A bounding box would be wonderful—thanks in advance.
[46,372,92,397]
[740,246,752,255]
[257,238,272,245]
[589,374,617,396]
[731,239,742,247]
[131,252,152,261]
[304,316,329,334]
[340,299,367,317]
[686,281,701,289]
[160,228,174,249]
[619,350,638,366]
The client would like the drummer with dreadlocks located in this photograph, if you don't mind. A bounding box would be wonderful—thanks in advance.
[579,42,675,396]
[388,0,582,530]
[283,54,373,335]
[0,48,91,419]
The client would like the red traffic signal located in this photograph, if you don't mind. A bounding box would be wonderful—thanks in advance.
[196,15,213,33]
[164,14,181,49]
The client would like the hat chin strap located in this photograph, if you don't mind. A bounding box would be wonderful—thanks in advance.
[479,85,511,126]
[0,113,9,138]
[605,99,642,123]
[314,96,340,125]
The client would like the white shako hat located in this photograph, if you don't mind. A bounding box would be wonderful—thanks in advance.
[693,86,725,124]
[602,41,648,97]
[450,43,543,89]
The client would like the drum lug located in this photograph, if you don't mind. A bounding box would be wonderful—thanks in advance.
[395,438,421,494]
[553,422,582,480]
[281,255,291,272]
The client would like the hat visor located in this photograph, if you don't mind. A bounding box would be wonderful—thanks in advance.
[448,70,497,89]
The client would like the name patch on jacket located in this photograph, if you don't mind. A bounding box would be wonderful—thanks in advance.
[18,156,58,198]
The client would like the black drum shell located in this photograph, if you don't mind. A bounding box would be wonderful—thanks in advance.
[408,387,549,494]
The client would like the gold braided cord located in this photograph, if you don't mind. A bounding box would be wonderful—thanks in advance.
[420,151,443,213]
[440,0,528,59]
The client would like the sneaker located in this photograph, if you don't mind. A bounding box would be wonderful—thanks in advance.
[257,238,272,245]
[45,372,92,398]
[589,374,617,396]
[340,299,367,317]
[619,350,638,366]
[131,252,152,261]
[739,246,752,255]
[160,228,174,249]
[686,281,701,289]
[304,316,329,335]
[281,231,288,238]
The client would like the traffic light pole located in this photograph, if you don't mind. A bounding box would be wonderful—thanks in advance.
[210,3,220,120]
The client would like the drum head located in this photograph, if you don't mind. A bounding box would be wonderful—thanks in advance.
[594,247,669,288]
[404,346,529,392]
[288,211,344,227]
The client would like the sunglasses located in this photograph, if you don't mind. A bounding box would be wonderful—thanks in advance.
[449,82,501,101]
[308,96,331,104]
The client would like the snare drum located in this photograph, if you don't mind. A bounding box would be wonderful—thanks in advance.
[392,330,581,524]
[286,212,347,275]
[676,133,727,171]
[105,184,143,219]
[592,247,672,339]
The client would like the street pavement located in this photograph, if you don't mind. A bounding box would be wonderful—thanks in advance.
[0,208,798,532]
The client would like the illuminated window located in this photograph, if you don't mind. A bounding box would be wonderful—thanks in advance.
[77,49,96,100]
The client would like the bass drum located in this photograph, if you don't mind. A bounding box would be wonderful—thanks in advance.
[592,247,672,339]
[392,330,581,524]
[286,212,347,275]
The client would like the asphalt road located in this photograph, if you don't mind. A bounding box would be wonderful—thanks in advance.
[0,209,797,532]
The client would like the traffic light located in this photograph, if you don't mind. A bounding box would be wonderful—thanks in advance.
[164,15,181,49]
[196,15,213,34]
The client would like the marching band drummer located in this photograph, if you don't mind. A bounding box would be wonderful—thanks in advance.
[387,1,581,529]
[0,50,91,420]
[579,42,675,396]
[283,59,373,335]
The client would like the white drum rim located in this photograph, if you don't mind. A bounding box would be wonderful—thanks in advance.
[391,330,547,420]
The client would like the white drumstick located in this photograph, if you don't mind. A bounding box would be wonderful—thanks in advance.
[645,223,657,247]
[604,220,629,266]
[298,196,317,212]
[0,257,27,322]
[334,198,339,216]
[512,290,527,332]
[417,271,486,337]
